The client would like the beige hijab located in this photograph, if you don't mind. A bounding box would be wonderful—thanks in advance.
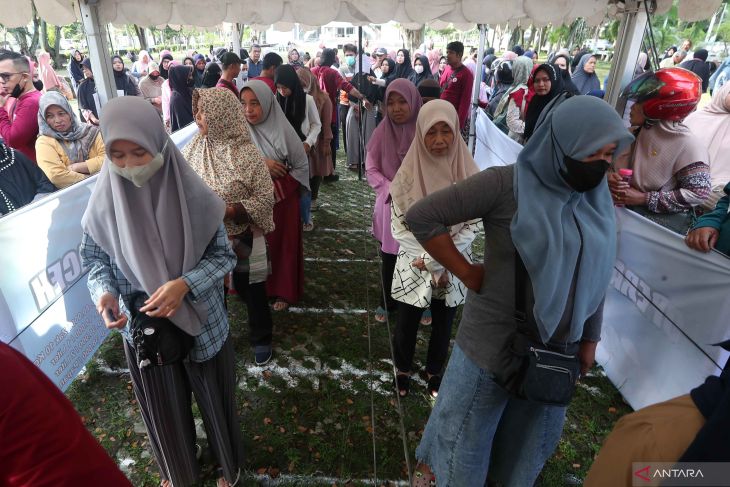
[391,99,479,213]
[183,88,274,236]
[684,82,730,187]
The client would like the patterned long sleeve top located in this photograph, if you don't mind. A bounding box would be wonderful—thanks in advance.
[80,224,236,362]
[645,161,712,214]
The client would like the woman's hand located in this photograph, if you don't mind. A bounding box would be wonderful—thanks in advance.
[139,278,190,318]
[686,227,720,253]
[97,292,127,330]
[460,263,485,293]
[69,162,90,174]
[578,340,598,378]
[265,158,288,179]
[431,271,450,289]
[608,172,628,204]
[411,257,427,271]
[622,187,646,206]
[303,142,311,154]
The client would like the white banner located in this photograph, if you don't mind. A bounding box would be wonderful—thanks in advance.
[473,109,523,171]
[0,125,199,391]
[598,208,730,410]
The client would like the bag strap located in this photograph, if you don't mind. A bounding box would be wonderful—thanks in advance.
[514,252,528,323]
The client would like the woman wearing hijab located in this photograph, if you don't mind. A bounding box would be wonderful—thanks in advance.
[111,56,141,96]
[298,67,333,211]
[36,91,105,189]
[183,88,276,366]
[523,63,572,143]
[634,52,649,77]
[366,79,423,323]
[201,62,223,89]
[192,54,206,88]
[37,51,63,93]
[406,95,634,487]
[139,61,164,114]
[394,49,415,80]
[183,56,194,67]
[159,52,174,80]
[408,55,434,88]
[436,56,448,83]
[487,59,514,117]
[168,65,195,132]
[288,48,304,69]
[0,139,55,215]
[492,56,533,143]
[275,64,321,231]
[240,80,310,312]
[79,96,241,487]
[390,100,480,398]
[609,68,710,215]
[684,82,730,209]
[571,53,601,95]
[132,50,152,79]
[67,49,85,94]
[553,54,580,95]
[77,58,99,125]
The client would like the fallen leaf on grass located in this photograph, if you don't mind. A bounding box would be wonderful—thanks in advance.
[263,417,273,425]
[608,407,617,414]
[269,467,280,479]
[346,398,354,405]
[572,463,581,469]
[297,426,308,433]
[279,426,286,433]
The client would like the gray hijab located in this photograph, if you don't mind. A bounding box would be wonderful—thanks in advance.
[241,80,310,190]
[38,91,100,162]
[571,54,601,95]
[81,96,226,336]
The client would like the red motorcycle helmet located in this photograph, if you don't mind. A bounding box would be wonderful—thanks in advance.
[621,67,702,121]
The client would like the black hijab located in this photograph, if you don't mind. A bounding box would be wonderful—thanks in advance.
[274,64,307,141]
[69,49,85,84]
[111,56,135,95]
[159,54,174,79]
[408,54,433,87]
[0,141,55,215]
[553,54,580,95]
[394,49,414,79]
[77,58,98,119]
[169,65,194,132]
[523,64,565,141]
[201,62,222,88]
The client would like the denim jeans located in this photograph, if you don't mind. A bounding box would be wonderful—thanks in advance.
[415,344,567,487]
[300,188,312,225]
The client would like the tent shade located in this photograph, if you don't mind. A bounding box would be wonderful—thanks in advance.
[2,0,722,29]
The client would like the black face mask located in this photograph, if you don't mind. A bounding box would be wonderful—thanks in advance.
[560,155,610,193]
[148,74,160,80]
[10,79,24,98]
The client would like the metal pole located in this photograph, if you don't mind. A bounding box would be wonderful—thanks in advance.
[357,25,364,181]
[468,23,486,155]
[78,0,117,114]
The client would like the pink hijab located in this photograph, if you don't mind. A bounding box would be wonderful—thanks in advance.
[38,52,63,92]
[366,79,423,181]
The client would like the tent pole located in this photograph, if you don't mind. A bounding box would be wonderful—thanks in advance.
[78,0,117,114]
[468,23,486,155]
[358,25,364,181]
[605,0,648,114]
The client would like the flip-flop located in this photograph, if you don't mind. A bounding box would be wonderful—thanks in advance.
[420,308,432,326]
[374,306,388,323]
[412,468,436,486]
[272,300,289,311]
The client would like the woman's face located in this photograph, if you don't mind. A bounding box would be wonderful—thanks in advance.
[290,51,299,61]
[396,51,405,65]
[414,58,423,68]
[554,57,567,71]
[439,58,447,70]
[45,105,72,133]
[82,66,93,79]
[424,121,454,156]
[162,59,171,70]
[109,140,154,168]
[629,101,647,126]
[195,110,208,136]
[241,89,264,125]
[74,51,82,62]
[583,57,597,74]
[381,62,390,74]
[533,70,552,96]
[387,91,411,124]
[582,142,617,163]
[142,54,150,63]
[277,84,292,98]
[112,59,124,72]
[184,59,193,67]
[195,59,206,71]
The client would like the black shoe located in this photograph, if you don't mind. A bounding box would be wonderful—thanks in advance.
[323,173,340,182]
[347,164,360,172]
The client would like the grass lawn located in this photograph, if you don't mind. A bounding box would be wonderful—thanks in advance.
[65,144,632,486]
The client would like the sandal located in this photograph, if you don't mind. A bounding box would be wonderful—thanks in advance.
[272,299,289,311]
[396,372,411,397]
[427,374,442,398]
[303,221,315,232]
[420,308,432,326]
[412,465,436,486]
[374,306,388,323]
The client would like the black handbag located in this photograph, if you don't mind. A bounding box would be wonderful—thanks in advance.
[129,294,194,369]
[492,256,582,406]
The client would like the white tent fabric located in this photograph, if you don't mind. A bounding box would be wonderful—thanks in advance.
[3,0,722,29]
[473,110,522,172]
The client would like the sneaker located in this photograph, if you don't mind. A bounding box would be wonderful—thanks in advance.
[254,345,272,366]
[323,173,340,183]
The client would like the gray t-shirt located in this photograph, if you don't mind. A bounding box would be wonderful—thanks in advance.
[406,165,603,373]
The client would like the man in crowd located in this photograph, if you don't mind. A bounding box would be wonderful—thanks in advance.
[254,52,283,93]
[659,49,687,69]
[439,41,474,132]
[248,44,263,78]
[338,43,358,159]
[217,51,241,96]
[0,50,41,161]
[680,48,711,93]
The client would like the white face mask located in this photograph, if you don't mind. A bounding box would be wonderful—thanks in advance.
[109,142,167,188]
[241,70,248,78]
[414,65,424,74]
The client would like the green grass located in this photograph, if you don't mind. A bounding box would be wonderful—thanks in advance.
[65,145,632,486]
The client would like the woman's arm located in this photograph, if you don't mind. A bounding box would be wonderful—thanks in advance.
[505,97,525,135]
[425,218,483,274]
[35,137,86,189]
[304,96,321,148]
[80,232,120,304]
[645,162,711,213]
[180,225,236,302]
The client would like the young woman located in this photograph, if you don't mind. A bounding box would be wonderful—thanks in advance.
[80,96,242,487]
[77,58,99,125]
[365,79,422,324]
[407,96,634,487]
[192,54,206,88]
[492,56,533,143]
[0,139,55,216]
[240,80,310,312]
[168,65,195,132]
[183,88,276,366]
[522,63,572,143]
[111,56,141,97]
[436,56,448,83]
[394,49,415,80]
[36,91,105,189]
[408,55,434,88]
[390,100,480,398]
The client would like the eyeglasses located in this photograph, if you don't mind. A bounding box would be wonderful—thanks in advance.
[0,72,26,82]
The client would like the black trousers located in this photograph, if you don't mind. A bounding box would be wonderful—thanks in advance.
[393,299,456,376]
[232,271,273,347]
[339,104,350,155]
[310,176,322,201]
[330,123,338,171]
[379,250,398,311]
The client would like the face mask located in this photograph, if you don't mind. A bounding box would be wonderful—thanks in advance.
[109,142,167,188]
[148,74,160,80]
[346,55,356,67]
[11,77,24,98]
[414,65,424,74]
[241,70,248,78]
[560,155,610,193]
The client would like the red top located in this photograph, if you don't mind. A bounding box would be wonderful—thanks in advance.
[311,65,355,123]
[253,76,276,94]
[0,90,42,162]
[0,342,132,486]
[439,64,474,129]
[215,78,239,97]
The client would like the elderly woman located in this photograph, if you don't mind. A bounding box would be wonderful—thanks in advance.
[36,91,105,189]
[138,61,164,114]
[389,100,481,398]
[80,96,241,487]
[407,96,634,486]
[183,88,276,366]
[571,53,601,95]
[240,80,309,312]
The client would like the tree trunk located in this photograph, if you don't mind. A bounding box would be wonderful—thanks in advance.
[134,25,148,51]
[236,23,245,46]
[404,27,424,53]
[40,20,50,52]
[526,24,535,48]
[53,26,61,66]
[509,26,523,48]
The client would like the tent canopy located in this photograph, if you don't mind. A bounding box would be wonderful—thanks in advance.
[2,0,722,31]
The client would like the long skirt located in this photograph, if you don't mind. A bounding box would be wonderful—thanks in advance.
[266,173,304,304]
[345,104,376,165]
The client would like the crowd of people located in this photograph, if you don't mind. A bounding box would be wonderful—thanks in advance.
[0,36,729,487]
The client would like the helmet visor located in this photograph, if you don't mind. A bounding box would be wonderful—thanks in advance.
[620,71,665,101]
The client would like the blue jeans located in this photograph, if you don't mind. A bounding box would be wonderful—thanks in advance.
[300,189,312,225]
[415,344,567,487]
